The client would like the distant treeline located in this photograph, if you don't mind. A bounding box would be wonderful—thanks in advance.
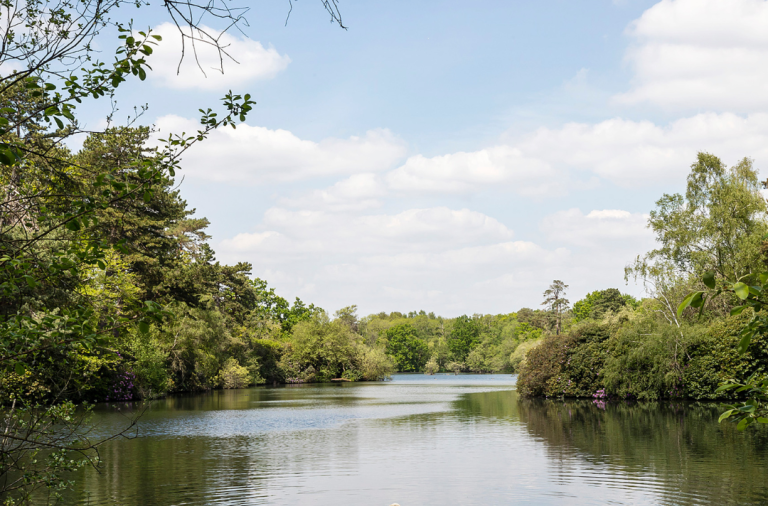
[4,134,764,406]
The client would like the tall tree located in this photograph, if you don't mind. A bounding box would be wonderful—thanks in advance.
[542,280,569,335]
[643,153,767,282]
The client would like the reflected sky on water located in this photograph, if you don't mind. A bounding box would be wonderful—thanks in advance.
[69,374,768,506]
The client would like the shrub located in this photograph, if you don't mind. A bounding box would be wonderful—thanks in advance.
[517,323,610,398]
[509,339,543,372]
[359,347,394,380]
[216,358,251,389]
[424,356,439,375]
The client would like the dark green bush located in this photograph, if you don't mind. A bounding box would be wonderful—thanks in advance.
[517,323,609,398]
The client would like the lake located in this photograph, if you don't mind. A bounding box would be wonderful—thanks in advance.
[68,374,768,505]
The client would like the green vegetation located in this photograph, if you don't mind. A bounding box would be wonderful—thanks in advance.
[517,152,768,434]
[1,0,767,496]
[0,0,347,501]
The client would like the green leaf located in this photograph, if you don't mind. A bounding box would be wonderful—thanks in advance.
[143,190,151,202]
[731,305,746,316]
[734,282,749,300]
[757,418,768,424]
[737,418,749,431]
[702,271,716,289]
[690,292,705,308]
[138,320,150,333]
[718,409,734,423]
[677,292,696,317]
[65,219,81,231]
[738,331,753,354]
[14,362,25,376]
[138,67,146,81]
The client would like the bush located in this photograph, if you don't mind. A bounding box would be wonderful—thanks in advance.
[517,323,610,398]
[683,312,768,400]
[424,356,439,375]
[602,317,696,401]
[509,339,542,372]
[359,347,394,380]
[216,358,251,389]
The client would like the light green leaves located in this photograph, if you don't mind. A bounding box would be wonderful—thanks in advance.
[733,282,750,300]
[677,291,705,317]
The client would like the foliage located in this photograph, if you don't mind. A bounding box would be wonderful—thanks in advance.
[0,0,346,498]
[424,356,439,375]
[216,358,251,389]
[358,347,394,381]
[679,268,768,429]
[640,153,767,282]
[541,280,569,334]
[384,323,429,372]
[447,315,480,362]
[517,323,610,398]
[572,289,637,322]
[601,316,702,401]
[509,338,542,372]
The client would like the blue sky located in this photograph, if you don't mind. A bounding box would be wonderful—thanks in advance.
[80,0,768,315]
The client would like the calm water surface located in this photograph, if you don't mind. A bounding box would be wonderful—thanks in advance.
[70,374,768,505]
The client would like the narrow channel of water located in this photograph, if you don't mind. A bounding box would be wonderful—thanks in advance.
[68,374,768,505]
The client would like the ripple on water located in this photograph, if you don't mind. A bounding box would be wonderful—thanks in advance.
[69,375,768,506]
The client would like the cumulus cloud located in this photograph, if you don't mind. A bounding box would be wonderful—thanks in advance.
[154,115,407,183]
[222,206,515,258]
[148,23,291,90]
[215,205,648,315]
[540,208,654,249]
[279,173,385,212]
[614,0,768,111]
[386,112,768,192]
[386,146,563,196]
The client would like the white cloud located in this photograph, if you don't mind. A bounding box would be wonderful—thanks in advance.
[385,112,768,192]
[280,173,385,212]
[216,205,647,315]
[222,206,515,258]
[614,0,768,111]
[154,115,407,183]
[540,208,654,249]
[386,146,563,196]
[148,23,291,90]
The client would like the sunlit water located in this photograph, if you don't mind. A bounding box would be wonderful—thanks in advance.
[68,374,768,505]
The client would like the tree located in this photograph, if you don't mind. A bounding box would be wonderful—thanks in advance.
[572,289,634,322]
[0,0,345,499]
[641,153,767,283]
[542,280,569,335]
[384,323,429,372]
[448,315,480,361]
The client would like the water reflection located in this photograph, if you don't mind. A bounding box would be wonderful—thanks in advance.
[66,375,768,506]
[516,398,768,506]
